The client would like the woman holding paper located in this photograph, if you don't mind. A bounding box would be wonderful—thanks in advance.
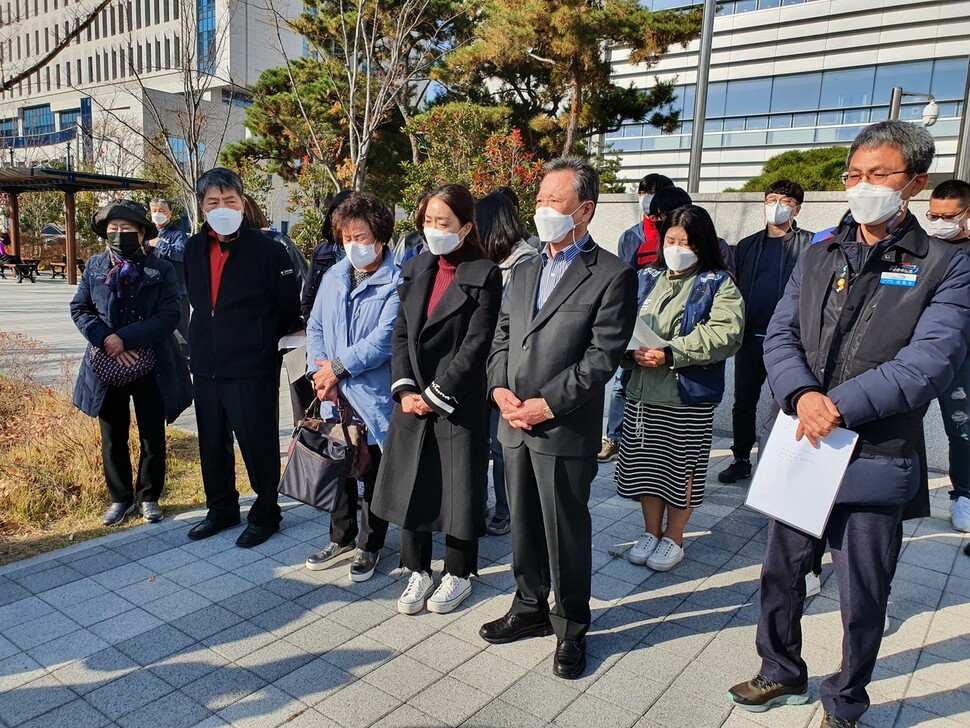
[615,205,744,571]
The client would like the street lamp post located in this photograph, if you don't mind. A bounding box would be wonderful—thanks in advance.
[687,0,717,194]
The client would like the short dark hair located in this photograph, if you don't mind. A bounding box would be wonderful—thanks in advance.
[638,173,674,195]
[196,167,244,202]
[475,192,527,264]
[661,205,727,273]
[492,186,520,211]
[243,195,270,229]
[331,192,395,244]
[649,186,693,218]
[932,179,970,208]
[765,179,804,205]
[322,190,353,245]
[544,156,599,205]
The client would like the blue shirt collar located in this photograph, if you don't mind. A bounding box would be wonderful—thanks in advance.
[540,233,593,263]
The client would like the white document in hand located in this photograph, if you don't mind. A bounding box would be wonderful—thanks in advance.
[744,414,859,538]
[627,317,667,350]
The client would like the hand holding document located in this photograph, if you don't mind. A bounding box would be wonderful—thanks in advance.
[627,317,667,350]
[744,414,858,538]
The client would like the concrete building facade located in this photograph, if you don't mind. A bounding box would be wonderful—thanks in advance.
[605,0,970,191]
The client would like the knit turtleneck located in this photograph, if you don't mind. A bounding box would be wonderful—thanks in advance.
[426,243,476,318]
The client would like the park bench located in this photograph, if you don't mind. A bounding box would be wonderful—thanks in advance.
[0,261,36,282]
[49,257,86,279]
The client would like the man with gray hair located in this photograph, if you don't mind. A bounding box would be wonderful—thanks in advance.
[183,167,300,548]
[148,197,188,353]
[481,156,637,679]
[728,122,970,727]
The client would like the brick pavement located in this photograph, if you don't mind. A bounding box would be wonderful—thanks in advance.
[1,277,968,727]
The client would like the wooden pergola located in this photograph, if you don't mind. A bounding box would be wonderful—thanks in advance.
[0,167,161,284]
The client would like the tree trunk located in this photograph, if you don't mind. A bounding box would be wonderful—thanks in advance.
[563,54,583,156]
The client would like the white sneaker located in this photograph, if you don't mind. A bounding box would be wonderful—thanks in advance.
[951,496,970,532]
[627,533,660,565]
[646,537,685,571]
[805,571,822,598]
[397,571,434,615]
[427,573,472,614]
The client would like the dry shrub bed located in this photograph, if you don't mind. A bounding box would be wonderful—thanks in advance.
[0,331,236,566]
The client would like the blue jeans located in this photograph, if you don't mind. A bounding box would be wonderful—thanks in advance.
[489,409,510,520]
[940,357,970,500]
[605,369,627,444]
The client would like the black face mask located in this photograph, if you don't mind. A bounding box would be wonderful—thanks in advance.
[106,231,143,259]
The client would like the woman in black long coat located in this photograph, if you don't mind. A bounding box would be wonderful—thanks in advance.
[372,184,502,616]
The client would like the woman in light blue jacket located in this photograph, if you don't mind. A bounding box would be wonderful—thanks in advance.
[303,192,401,583]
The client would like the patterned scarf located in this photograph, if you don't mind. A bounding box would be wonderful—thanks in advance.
[105,250,145,299]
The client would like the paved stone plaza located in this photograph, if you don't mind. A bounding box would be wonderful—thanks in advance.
[1,279,968,727]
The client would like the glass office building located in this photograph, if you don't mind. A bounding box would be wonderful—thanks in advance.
[606,0,970,190]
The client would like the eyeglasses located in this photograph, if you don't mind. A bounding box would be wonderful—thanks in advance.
[925,207,969,222]
[765,197,797,207]
[841,170,912,186]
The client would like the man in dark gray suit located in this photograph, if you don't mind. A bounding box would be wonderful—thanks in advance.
[479,156,638,678]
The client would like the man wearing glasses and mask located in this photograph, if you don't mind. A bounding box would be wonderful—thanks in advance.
[728,122,970,728]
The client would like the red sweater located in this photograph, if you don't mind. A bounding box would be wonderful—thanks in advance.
[426,246,473,317]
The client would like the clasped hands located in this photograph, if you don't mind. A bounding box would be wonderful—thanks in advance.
[102,334,140,367]
[492,388,551,430]
[312,358,340,403]
[795,391,842,448]
[633,346,666,368]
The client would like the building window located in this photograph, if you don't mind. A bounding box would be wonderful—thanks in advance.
[22,105,55,136]
[59,109,80,130]
[65,60,71,85]
[0,118,17,140]
[197,0,216,74]
[164,36,170,68]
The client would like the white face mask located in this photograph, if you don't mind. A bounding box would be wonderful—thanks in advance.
[663,245,698,273]
[150,211,169,226]
[424,227,463,256]
[533,204,582,244]
[639,194,653,215]
[206,207,243,236]
[345,241,379,270]
[765,202,793,227]
[927,215,967,241]
[845,179,913,226]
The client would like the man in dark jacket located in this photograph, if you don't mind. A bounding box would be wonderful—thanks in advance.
[149,198,189,356]
[728,122,970,728]
[184,168,301,548]
[481,156,638,680]
[719,180,813,483]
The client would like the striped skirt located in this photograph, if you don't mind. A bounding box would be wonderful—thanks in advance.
[614,401,716,509]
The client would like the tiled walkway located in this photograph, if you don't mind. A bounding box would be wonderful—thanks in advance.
[1,279,968,727]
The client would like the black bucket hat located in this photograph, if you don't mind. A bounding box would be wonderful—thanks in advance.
[90,200,158,240]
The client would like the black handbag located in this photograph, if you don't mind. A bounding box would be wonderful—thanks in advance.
[278,399,367,512]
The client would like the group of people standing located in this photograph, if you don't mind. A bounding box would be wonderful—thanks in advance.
[67,119,970,727]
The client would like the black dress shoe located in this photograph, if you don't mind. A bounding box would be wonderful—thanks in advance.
[553,637,587,680]
[187,516,240,541]
[236,524,278,548]
[479,611,554,644]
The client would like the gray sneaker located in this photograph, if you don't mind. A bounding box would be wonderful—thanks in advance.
[103,502,135,526]
[140,502,163,523]
[487,516,511,536]
[306,541,355,571]
[349,550,380,582]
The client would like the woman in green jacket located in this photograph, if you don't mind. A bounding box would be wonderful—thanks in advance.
[615,205,745,572]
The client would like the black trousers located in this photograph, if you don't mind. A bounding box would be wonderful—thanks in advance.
[505,443,597,641]
[194,375,282,528]
[289,376,316,431]
[330,445,388,553]
[731,334,768,460]
[400,529,478,578]
[176,295,190,357]
[98,375,166,504]
[756,504,904,722]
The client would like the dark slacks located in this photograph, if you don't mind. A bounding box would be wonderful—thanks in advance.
[505,442,597,641]
[731,334,768,460]
[98,375,166,504]
[757,503,904,721]
[330,445,388,553]
[400,529,478,578]
[194,375,282,528]
[175,295,190,357]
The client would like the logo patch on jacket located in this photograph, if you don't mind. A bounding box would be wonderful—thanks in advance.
[880,265,918,287]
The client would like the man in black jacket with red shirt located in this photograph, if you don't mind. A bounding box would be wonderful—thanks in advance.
[184,168,300,548]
